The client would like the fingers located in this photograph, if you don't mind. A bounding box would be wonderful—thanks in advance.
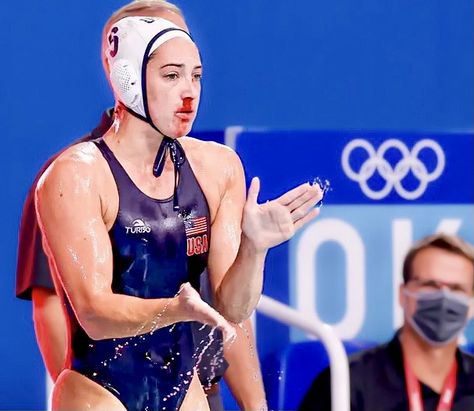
[178,282,191,293]
[206,311,236,344]
[294,207,320,231]
[277,183,323,215]
[177,284,236,344]
[246,177,260,205]
[290,185,322,214]
[194,298,236,342]
[275,182,311,206]
[220,321,237,344]
[288,186,323,221]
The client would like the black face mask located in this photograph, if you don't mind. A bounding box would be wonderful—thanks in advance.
[404,289,471,346]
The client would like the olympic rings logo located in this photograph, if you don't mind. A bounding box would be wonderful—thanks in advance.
[341,139,445,200]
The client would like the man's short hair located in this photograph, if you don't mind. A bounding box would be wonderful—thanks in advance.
[402,233,474,289]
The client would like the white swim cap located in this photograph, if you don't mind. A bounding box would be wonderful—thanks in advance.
[106,16,194,125]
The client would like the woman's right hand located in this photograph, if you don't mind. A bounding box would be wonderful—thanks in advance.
[177,283,236,343]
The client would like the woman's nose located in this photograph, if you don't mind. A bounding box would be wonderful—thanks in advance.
[180,76,199,99]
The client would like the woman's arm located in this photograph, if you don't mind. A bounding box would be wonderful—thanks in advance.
[223,319,267,411]
[208,146,323,323]
[36,146,233,341]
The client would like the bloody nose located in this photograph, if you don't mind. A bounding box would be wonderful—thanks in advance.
[182,97,192,112]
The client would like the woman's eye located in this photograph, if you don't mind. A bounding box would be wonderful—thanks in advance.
[164,73,178,80]
[193,73,202,81]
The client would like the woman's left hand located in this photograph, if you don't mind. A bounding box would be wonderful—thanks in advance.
[241,177,323,252]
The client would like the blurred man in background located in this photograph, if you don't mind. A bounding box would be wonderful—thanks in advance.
[299,233,474,411]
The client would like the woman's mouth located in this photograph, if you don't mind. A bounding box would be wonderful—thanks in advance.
[175,111,194,121]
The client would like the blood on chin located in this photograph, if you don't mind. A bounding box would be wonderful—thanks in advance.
[170,118,193,138]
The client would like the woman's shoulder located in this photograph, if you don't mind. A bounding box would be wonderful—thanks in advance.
[180,137,245,203]
[181,136,242,170]
[38,142,103,189]
[53,141,102,169]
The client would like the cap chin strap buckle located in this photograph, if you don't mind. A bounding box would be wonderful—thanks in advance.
[153,137,186,211]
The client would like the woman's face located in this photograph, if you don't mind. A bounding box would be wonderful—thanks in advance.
[146,37,202,138]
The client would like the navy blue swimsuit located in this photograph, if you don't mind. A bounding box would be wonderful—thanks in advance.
[69,137,211,410]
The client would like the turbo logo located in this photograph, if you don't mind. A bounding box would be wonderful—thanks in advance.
[341,139,445,200]
[125,219,152,234]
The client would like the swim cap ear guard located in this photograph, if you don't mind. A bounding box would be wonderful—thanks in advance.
[106,16,194,131]
[109,59,141,108]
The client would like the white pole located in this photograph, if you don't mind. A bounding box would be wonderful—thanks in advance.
[257,295,350,411]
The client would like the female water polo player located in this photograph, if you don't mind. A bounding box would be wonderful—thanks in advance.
[36,3,323,410]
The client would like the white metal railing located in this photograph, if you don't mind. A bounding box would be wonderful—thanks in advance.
[46,374,53,411]
[257,294,350,411]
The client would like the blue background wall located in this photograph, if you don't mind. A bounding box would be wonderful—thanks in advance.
[1,0,472,408]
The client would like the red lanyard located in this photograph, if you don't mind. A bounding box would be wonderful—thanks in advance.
[403,354,457,411]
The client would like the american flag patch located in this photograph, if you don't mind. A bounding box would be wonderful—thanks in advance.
[185,216,208,237]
